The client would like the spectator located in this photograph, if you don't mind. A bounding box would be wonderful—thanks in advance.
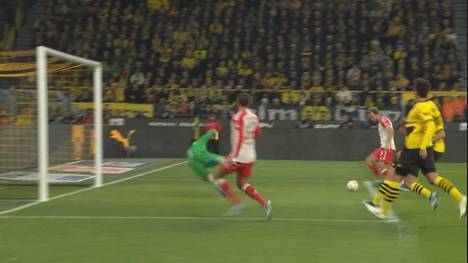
[394,72,410,90]
[130,70,145,87]
[346,64,362,89]
[0,109,10,125]
[336,86,352,104]
[29,0,463,122]
[125,84,145,103]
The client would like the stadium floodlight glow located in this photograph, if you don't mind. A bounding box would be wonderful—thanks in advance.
[36,46,103,201]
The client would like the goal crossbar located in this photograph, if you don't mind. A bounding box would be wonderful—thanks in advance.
[36,46,103,202]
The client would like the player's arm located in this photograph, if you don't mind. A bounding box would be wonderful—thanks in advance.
[433,129,446,143]
[198,129,219,145]
[254,121,262,138]
[419,120,436,158]
[432,115,445,143]
[228,117,243,159]
[385,126,394,150]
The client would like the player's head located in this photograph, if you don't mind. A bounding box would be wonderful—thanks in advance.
[237,93,252,108]
[413,78,431,99]
[367,107,380,123]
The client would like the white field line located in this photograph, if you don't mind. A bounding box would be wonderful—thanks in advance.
[0,161,187,216]
[0,215,387,223]
[363,181,400,223]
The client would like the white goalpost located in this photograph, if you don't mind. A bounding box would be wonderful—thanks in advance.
[36,46,103,201]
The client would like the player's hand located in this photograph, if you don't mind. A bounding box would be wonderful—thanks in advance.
[223,156,237,167]
[419,148,427,159]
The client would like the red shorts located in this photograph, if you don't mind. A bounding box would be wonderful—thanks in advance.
[221,162,255,177]
[372,148,396,165]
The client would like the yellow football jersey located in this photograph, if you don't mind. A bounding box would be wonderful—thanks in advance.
[404,100,441,149]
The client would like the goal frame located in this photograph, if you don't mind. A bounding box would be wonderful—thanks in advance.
[36,46,103,201]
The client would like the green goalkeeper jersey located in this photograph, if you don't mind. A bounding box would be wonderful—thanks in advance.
[187,129,222,179]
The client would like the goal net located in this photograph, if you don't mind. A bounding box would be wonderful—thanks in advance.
[0,47,102,202]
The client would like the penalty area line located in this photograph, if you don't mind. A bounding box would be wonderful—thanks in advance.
[0,215,388,223]
[0,161,187,216]
[363,181,400,223]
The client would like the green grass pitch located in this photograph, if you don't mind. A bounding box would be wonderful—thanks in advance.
[0,159,466,263]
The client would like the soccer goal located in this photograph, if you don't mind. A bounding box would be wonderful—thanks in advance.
[0,46,102,202]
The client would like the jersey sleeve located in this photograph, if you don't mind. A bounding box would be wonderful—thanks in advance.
[435,115,445,131]
[254,120,262,137]
[380,116,392,128]
[432,103,445,131]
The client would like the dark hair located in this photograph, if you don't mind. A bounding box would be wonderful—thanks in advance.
[414,78,431,98]
[237,93,252,107]
[367,107,379,114]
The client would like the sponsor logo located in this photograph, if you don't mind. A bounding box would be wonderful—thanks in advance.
[102,161,145,168]
[110,129,136,154]
[71,160,146,168]
[313,124,341,129]
[49,164,133,174]
[109,118,125,126]
[259,123,275,128]
[72,102,153,118]
[460,122,467,131]
[0,172,93,183]
[148,121,204,127]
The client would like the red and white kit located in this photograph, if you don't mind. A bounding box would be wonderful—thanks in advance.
[371,115,396,164]
[222,108,261,177]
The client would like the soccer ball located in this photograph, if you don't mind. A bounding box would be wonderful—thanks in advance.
[347,180,359,191]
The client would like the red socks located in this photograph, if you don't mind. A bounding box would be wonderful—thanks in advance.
[242,184,266,206]
[218,180,267,206]
[218,179,242,204]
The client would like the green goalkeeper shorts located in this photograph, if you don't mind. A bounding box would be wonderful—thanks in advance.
[186,148,221,180]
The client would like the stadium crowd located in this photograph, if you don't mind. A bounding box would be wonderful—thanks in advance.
[32,0,466,120]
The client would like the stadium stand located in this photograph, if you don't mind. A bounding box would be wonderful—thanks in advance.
[3,0,468,121]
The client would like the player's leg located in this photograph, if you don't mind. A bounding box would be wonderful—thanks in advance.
[366,148,393,180]
[363,149,414,219]
[420,148,465,216]
[212,162,243,205]
[425,171,466,218]
[188,149,231,198]
[235,163,272,220]
[365,151,381,178]
[403,173,438,211]
[212,161,246,216]
[236,171,266,206]
[187,159,225,196]
[426,149,466,218]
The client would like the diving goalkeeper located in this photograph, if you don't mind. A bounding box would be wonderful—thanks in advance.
[187,129,243,206]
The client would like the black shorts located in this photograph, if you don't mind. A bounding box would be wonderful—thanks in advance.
[394,147,437,177]
[434,151,443,162]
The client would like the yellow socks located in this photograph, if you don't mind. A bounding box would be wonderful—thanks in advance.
[410,182,432,199]
[434,176,464,203]
[373,180,401,214]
